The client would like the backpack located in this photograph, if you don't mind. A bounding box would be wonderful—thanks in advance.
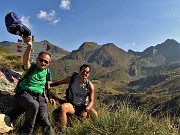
[65,72,90,103]
[5,11,31,38]
[15,64,51,102]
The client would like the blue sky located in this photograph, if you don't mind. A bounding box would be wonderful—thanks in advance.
[1,0,180,52]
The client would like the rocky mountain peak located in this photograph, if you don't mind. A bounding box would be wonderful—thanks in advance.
[163,39,179,45]
[78,42,100,52]
[41,40,50,44]
[139,39,180,63]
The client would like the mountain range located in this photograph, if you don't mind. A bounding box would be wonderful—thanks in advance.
[1,38,179,86]
[0,39,179,118]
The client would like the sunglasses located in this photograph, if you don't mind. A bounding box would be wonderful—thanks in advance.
[81,70,90,74]
[39,59,49,64]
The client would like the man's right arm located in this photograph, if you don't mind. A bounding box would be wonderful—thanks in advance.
[50,76,71,87]
[23,36,32,70]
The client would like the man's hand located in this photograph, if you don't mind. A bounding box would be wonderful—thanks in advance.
[49,98,56,106]
[23,36,32,46]
[80,111,88,118]
[47,82,51,90]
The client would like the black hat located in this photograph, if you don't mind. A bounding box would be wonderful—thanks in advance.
[5,12,31,38]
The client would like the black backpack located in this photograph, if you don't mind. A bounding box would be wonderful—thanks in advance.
[65,72,90,103]
[5,11,31,38]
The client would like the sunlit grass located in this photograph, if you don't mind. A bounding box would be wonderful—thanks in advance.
[64,102,179,135]
[0,46,22,71]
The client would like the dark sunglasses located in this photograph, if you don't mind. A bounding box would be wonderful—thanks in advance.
[39,59,49,64]
[81,70,90,74]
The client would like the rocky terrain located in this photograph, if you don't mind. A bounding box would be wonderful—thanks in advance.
[0,68,20,111]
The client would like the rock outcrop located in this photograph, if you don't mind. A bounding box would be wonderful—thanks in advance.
[0,68,21,112]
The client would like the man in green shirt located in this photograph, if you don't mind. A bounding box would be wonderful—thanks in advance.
[12,36,55,135]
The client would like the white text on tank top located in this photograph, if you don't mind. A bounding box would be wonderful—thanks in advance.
[71,75,89,106]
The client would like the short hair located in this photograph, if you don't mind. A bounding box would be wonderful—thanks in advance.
[38,51,51,59]
[80,64,91,71]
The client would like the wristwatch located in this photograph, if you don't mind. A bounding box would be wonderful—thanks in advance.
[84,108,89,112]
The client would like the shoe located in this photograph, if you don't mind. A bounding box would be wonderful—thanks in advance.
[0,114,13,133]
[58,131,65,135]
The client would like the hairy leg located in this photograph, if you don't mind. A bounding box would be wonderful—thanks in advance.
[59,103,75,132]
[88,107,98,118]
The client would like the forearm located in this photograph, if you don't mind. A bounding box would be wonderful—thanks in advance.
[23,36,33,69]
[50,76,70,87]
[23,44,32,63]
[86,101,94,110]
[50,81,61,87]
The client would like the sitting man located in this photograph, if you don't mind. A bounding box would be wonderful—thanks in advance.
[4,36,55,135]
[50,64,98,132]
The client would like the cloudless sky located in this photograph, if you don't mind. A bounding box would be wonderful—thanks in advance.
[1,0,180,52]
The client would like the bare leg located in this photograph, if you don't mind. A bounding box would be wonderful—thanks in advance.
[59,103,75,132]
[88,107,98,118]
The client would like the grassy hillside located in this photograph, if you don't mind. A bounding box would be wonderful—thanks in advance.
[64,103,178,135]
[9,101,179,135]
[0,40,179,134]
[0,46,22,71]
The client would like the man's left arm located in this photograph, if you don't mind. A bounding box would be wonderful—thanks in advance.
[85,82,95,111]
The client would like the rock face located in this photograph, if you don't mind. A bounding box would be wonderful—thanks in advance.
[0,68,21,112]
[0,68,21,94]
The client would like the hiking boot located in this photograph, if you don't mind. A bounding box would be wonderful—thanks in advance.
[0,114,13,133]
[58,131,65,135]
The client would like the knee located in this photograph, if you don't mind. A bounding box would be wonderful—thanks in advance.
[60,104,67,113]
[81,113,88,119]
[40,113,49,122]
[89,108,98,117]
[29,100,39,112]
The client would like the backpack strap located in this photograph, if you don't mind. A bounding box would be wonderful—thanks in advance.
[43,68,52,103]
[21,64,36,80]
[85,79,90,96]
[66,72,78,102]
[69,72,79,89]
[46,68,51,81]
[15,64,37,93]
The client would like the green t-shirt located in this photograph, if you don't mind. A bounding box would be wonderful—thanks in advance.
[19,64,52,94]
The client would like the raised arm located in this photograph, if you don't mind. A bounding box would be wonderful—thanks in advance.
[23,36,33,70]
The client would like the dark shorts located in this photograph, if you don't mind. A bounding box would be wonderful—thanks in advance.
[73,105,87,116]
